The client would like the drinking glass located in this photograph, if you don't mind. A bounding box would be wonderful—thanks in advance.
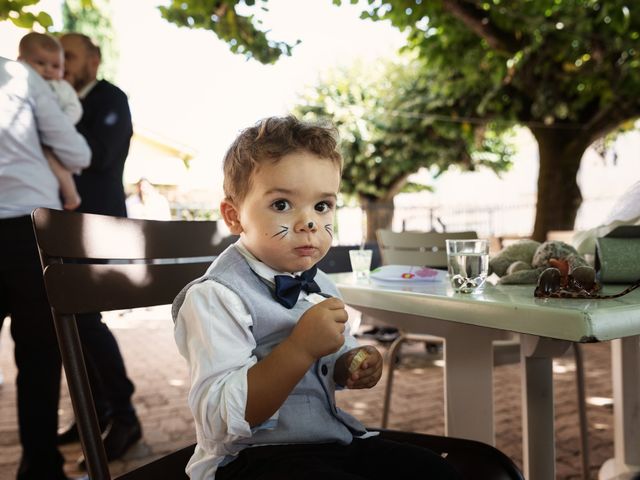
[349,249,373,282]
[446,239,489,293]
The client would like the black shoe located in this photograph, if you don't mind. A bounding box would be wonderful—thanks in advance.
[58,416,111,445]
[356,326,400,343]
[77,416,142,470]
[357,326,383,338]
[374,327,401,343]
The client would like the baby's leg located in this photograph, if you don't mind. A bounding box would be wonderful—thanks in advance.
[43,146,81,210]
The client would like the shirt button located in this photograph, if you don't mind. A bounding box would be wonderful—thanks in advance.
[321,364,328,376]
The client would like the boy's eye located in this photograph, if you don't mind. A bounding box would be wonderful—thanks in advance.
[315,201,333,213]
[272,200,291,211]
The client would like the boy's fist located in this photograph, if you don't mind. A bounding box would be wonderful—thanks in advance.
[340,346,383,389]
[289,297,348,360]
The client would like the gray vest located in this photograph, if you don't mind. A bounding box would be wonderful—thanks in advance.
[173,245,367,446]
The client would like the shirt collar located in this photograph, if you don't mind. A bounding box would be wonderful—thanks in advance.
[78,79,98,99]
[234,240,299,285]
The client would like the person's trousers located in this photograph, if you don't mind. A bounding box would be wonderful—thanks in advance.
[0,216,66,480]
[75,312,136,421]
[216,436,463,480]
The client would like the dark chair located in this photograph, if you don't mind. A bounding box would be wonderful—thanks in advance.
[316,243,382,273]
[32,208,523,480]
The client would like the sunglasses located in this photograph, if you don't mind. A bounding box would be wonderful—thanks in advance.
[534,267,640,299]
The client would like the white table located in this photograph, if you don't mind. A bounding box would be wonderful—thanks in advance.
[332,273,640,480]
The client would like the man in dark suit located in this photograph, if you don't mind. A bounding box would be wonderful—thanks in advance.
[59,32,141,467]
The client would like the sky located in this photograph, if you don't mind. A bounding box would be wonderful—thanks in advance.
[109,0,405,163]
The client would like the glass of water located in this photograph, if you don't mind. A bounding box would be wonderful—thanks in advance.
[445,239,489,293]
[349,249,373,282]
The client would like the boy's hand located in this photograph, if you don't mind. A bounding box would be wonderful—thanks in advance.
[336,346,382,389]
[288,297,348,361]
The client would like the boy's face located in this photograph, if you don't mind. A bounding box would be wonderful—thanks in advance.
[22,46,64,81]
[222,151,341,273]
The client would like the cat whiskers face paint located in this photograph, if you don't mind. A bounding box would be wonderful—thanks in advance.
[272,225,289,239]
[324,223,333,238]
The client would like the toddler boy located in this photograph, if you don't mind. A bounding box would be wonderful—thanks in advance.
[172,116,461,479]
[19,31,82,210]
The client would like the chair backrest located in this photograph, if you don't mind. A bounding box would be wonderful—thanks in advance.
[316,243,382,273]
[31,208,224,480]
[376,229,477,268]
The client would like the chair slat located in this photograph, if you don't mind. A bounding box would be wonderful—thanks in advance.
[33,208,222,260]
[30,208,221,480]
[376,229,477,268]
[43,262,210,314]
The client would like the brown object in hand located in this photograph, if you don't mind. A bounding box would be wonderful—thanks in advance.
[348,349,369,374]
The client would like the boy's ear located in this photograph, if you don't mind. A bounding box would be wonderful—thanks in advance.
[220,199,243,235]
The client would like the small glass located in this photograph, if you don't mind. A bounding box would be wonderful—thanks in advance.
[446,239,489,293]
[349,249,373,282]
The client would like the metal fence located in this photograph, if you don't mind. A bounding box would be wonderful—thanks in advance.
[170,195,620,246]
[335,195,620,244]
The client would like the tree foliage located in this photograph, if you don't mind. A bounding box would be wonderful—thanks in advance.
[359,0,640,141]
[158,0,298,64]
[62,0,118,82]
[354,0,640,239]
[294,57,514,239]
[1,0,53,29]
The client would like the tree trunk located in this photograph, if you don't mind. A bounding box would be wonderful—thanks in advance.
[360,196,394,244]
[531,127,589,242]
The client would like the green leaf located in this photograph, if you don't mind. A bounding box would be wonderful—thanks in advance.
[36,10,53,27]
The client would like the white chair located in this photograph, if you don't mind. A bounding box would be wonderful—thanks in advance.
[377,229,477,267]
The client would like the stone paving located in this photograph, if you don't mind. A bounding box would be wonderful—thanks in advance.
[0,306,617,479]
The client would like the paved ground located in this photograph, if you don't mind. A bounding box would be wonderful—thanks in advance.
[0,306,617,480]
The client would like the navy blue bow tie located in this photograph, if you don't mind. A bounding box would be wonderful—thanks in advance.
[274,266,321,309]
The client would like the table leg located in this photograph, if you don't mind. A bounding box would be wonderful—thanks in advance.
[599,336,640,480]
[521,335,571,480]
[443,324,497,445]
[348,307,506,445]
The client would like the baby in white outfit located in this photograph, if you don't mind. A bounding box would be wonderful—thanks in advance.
[19,31,83,210]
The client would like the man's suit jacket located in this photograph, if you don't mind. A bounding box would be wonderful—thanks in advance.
[75,79,132,217]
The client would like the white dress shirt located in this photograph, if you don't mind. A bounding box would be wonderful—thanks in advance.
[0,57,90,219]
[573,180,640,254]
[174,242,359,479]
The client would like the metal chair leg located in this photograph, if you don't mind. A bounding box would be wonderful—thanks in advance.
[382,333,406,428]
[573,343,590,480]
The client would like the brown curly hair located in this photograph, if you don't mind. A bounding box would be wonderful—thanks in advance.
[223,115,343,204]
